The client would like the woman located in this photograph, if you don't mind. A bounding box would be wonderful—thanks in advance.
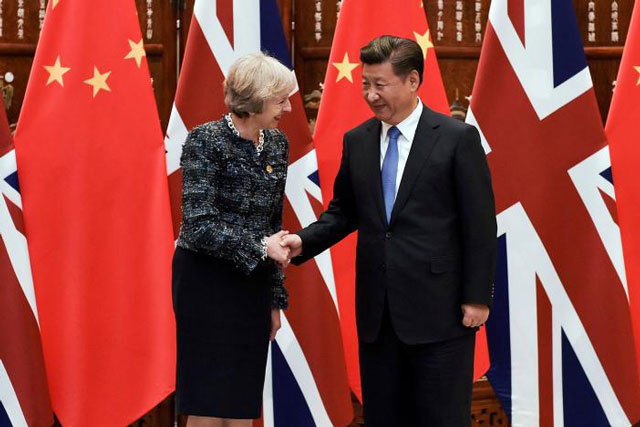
[172,52,295,427]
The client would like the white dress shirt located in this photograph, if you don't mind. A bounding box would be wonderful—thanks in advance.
[380,99,423,195]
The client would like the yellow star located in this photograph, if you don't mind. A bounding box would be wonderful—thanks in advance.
[635,66,640,85]
[332,52,359,83]
[43,56,70,87]
[420,1,424,7]
[124,39,146,68]
[83,66,111,98]
[414,30,434,60]
[52,0,61,9]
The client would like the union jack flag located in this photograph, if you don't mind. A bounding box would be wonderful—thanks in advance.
[467,0,640,425]
[0,110,52,426]
[164,1,352,425]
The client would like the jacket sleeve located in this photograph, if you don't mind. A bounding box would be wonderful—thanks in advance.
[268,132,289,309]
[179,127,264,275]
[454,125,497,307]
[293,134,359,264]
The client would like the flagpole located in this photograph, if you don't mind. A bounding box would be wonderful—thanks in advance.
[172,0,184,79]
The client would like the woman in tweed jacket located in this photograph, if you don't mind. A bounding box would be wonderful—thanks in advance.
[172,52,294,426]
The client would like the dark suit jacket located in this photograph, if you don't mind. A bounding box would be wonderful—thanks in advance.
[294,106,497,344]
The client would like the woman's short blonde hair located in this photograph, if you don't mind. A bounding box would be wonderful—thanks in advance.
[224,52,296,117]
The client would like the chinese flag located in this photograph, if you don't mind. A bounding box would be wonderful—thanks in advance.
[13,1,175,425]
[606,1,640,382]
[313,0,489,399]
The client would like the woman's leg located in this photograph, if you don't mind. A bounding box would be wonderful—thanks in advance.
[186,415,224,427]
[185,416,252,427]
[222,418,252,427]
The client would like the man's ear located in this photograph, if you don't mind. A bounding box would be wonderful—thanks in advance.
[409,70,420,91]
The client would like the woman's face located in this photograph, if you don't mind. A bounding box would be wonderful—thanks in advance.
[253,93,292,129]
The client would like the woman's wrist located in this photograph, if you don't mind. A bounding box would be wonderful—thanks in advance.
[260,236,268,261]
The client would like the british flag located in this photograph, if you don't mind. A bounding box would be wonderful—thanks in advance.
[0,110,52,426]
[467,0,640,425]
[164,1,352,425]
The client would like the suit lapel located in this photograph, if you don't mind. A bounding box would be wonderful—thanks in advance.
[389,108,440,226]
[362,120,387,226]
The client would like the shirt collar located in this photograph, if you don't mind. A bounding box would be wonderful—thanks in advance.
[381,98,423,142]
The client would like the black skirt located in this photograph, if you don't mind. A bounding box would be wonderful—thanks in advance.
[172,246,272,419]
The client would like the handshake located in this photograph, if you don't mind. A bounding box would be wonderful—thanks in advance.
[265,230,303,268]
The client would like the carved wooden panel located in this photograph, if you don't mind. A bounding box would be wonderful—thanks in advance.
[293,0,337,122]
[0,1,40,128]
[134,0,178,132]
[471,378,510,426]
[129,396,175,427]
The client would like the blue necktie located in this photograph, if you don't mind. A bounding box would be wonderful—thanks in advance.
[382,126,400,222]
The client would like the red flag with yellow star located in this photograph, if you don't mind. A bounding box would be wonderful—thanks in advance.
[606,0,640,382]
[13,1,175,425]
[313,0,489,399]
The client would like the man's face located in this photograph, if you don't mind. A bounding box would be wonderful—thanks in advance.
[361,61,419,125]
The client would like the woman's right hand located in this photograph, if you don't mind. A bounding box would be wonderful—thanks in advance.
[266,230,290,267]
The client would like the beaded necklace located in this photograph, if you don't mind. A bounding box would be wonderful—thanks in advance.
[224,113,264,154]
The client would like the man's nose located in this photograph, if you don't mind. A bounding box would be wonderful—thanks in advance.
[364,89,379,102]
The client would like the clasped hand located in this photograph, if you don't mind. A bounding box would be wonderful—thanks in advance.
[264,231,302,268]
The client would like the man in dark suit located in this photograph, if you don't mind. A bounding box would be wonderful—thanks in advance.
[281,35,496,426]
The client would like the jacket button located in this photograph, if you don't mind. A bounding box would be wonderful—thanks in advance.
[385,232,392,239]
[381,264,387,272]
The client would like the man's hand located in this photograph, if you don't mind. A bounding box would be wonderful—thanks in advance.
[270,309,281,341]
[266,230,290,268]
[280,234,303,260]
[461,303,489,328]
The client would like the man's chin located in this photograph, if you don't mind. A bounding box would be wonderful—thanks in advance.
[368,106,387,120]
[372,112,390,122]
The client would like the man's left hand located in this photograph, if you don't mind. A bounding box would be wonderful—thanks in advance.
[461,304,489,328]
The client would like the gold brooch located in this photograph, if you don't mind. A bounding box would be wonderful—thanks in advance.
[266,165,273,174]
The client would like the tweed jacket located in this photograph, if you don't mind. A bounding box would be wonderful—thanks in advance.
[176,118,289,309]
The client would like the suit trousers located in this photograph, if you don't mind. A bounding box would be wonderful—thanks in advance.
[359,299,476,426]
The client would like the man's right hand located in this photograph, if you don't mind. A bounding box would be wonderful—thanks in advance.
[280,234,303,260]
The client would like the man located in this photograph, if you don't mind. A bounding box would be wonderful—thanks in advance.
[282,35,496,426]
